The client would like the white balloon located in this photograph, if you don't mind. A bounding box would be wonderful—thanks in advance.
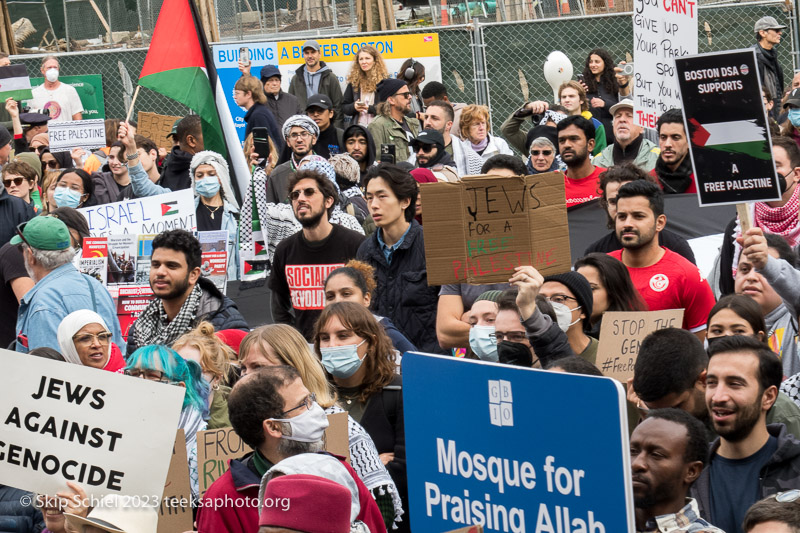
[543,51,574,103]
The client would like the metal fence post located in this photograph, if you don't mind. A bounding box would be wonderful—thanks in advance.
[63,0,70,51]
[471,18,491,107]
[791,0,800,72]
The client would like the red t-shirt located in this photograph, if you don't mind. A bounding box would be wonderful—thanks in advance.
[608,248,715,331]
[649,168,697,194]
[565,166,607,208]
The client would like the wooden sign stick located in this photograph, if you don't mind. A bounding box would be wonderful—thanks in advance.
[737,202,752,234]
[125,85,141,123]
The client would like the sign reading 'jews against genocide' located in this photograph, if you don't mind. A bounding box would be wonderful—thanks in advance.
[0,348,185,499]
[676,49,782,206]
[79,190,196,237]
[403,352,634,533]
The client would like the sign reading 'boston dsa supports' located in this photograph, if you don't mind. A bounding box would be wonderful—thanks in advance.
[676,49,782,206]
[422,173,570,285]
[0,349,185,499]
[403,353,634,532]
[79,190,196,237]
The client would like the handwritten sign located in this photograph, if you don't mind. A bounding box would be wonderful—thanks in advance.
[0,348,185,499]
[138,112,183,151]
[633,0,697,129]
[596,309,685,381]
[79,190,196,237]
[157,430,193,533]
[421,172,570,285]
[48,119,106,152]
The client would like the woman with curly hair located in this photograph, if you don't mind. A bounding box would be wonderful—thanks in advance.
[342,45,389,126]
[580,48,619,144]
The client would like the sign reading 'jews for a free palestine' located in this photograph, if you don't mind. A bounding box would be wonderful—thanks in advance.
[675,49,782,206]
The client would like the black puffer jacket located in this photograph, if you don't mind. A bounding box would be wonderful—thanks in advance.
[0,485,44,533]
[357,220,443,354]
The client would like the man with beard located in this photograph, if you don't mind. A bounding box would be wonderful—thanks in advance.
[652,109,695,194]
[368,79,420,163]
[125,229,247,355]
[556,115,607,207]
[343,124,376,183]
[424,100,467,175]
[270,169,364,340]
[196,366,386,533]
[630,408,724,533]
[266,115,319,204]
[593,99,659,172]
[692,335,800,533]
[609,180,715,338]
[411,129,459,182]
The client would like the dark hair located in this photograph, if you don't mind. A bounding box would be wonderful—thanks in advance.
[29,347,66,362]
[135,134,158,155]
[557,115,595,142]
[708,294,768,340]
[152,229,202,270]
[616,179,665,218]
[481,154,527,176]
[536,294,556,322]
[773,135,800,169]
[420,81,447,100]
[644,408,710,466]
[765,233,799,267]
[574,253,647,315]
[598,163,656,227]
[41,149,72,170]
[497,289,519,313]
[104,119,121,147]
[546,356,603,376]
[364,163,418,222]
[228,366,300,448]
[426,99,454,122]
[49,207,91,247]
[582,48,619,95]
[57,168,94,202]
[399,58,425,93]
[656,108,685,135]
[177,115,202,145]
[324,259,377,297]
[633,328,708,402]
[744,495,800,532]
[287,169,338,218]
[108,141,126,158]
[707,335,783,393]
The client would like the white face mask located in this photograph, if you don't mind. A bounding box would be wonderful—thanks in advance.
[45,68,59,83]
[551,301,581,333]
[268,402,329,443]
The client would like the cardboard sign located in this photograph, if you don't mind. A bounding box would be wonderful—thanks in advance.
[79,189,196,237]
[138,112,183,151]
[632,0,697,128]
[421,173,570,285]
[676,49,782,206]
[403,352,634,532]
[0,348,185,499]
[324,411,350,463]
[31,75,105,119]
[47,119,106,152]
[596,310,685,382]
[157,429,193,533]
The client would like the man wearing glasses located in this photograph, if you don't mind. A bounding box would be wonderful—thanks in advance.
[368,79,421,164]
[270,169,364,340]
[541,271,597,364]
[592,99,659,172]
[411,129,459,182]
[266,115,319,204]
[754,16,786,118]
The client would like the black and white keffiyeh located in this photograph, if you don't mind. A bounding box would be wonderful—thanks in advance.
[134,284,201,348]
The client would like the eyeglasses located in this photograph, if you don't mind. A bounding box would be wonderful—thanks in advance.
[545,294,577,305]
[495,331,527,343]
[395,91,412,99]
[775,490,800,503]
[416,144,435,153]
[124,368,171,383]
[281,392,316,417]
[290,187,319,201]
[72,331,113,347]
[530,150,553,156]
[3,177,30,187]
[33,146,46,153]
[43,160,59,169]
[288,132,312,140]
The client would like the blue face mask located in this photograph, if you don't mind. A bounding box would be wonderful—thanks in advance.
[469,325,498,362]
[54,186,82,208]
[789,108,800,128]
[320,339,367,378]
[195,177,221,198]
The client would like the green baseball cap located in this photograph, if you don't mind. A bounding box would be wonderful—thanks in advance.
[10,216,72,250]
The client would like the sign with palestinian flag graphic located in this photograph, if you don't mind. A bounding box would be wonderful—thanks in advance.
[78,190,195,236]
[676,49,782,206]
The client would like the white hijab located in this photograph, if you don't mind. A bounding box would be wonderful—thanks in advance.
[190,150,240,211]
[57,310,111,366]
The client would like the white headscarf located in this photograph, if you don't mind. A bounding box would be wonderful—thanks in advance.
[57,310,111,366]
[190,150,240,211]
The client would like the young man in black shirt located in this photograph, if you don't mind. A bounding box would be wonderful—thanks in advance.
[307,94,343,159]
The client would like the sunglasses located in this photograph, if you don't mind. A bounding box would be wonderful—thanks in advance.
[395,91,412,99]
[3,177,30,187]
[44,160,59,169]
[531,150,553,156]
[290,187,319,201]
[416,144,435,153]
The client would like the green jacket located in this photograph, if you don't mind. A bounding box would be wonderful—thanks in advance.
[367,114,421,163]
[593,137,660,171]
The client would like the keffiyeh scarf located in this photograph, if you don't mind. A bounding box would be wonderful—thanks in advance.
[134,284,201,348]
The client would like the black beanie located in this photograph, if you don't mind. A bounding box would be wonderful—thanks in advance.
[543,271,594,332]
[377,78,408,101]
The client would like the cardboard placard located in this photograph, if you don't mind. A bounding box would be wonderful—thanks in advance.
[324,411,350,463]
[47,119,106,152]
[0,348,185,499]
[675,49,782,206]
[421,172,570,285]
[157,429,193,533]
[78,189,196,237]
[596,309,685,382]
[138,112,183,151]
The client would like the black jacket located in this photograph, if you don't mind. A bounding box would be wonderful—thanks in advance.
[343,124,377,184]
[313,126,344,159]
[158,146,194,192]
[0,189,34,246]
[244,102,285,154]
[126,277,249,356]
[341,82,384,123]
[265,90,301,130]
[356,220,443,354]
[0,485,44,533]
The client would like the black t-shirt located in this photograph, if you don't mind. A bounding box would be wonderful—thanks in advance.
[0,243,29,348]
[270,224,365,340]
[583,229,697,265]
[196,202,223,232]
[709,436,778,533]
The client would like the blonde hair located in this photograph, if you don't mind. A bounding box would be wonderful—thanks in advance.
[172,321,234,385]
[558,80,589,112]
[345,45,388,94]
[459,104,492,139]
[243,132,278,169]
[239,324,337,408]
[40,169,61,213]
[234,75,267,106]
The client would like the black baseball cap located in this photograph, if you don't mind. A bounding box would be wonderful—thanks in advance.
[411,129,445,149]
[306,94,333,111]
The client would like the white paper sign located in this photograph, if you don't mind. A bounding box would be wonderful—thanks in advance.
[0,349,185,498]
[79,190,196,237]
[633,0,698,129]
[48,119,106,152]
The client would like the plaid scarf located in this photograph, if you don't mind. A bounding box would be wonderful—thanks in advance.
[134,284,201,348]
[754,183,800,247]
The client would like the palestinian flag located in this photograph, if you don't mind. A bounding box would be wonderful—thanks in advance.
[161,201,178,216]
[0,65,32,101]
[689,118,772,161]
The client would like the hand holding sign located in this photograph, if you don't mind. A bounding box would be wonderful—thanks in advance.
[57,481,90,529]
[4,97,18,119]
[119,121,137,160]
[509,266,544,321]
[739,227,770,270]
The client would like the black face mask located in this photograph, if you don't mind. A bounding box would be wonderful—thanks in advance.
[779,172,788,193]
[497,341,533,367]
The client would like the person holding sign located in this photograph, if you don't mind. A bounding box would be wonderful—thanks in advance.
[652,109,695,195]
[541,271,598,364]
